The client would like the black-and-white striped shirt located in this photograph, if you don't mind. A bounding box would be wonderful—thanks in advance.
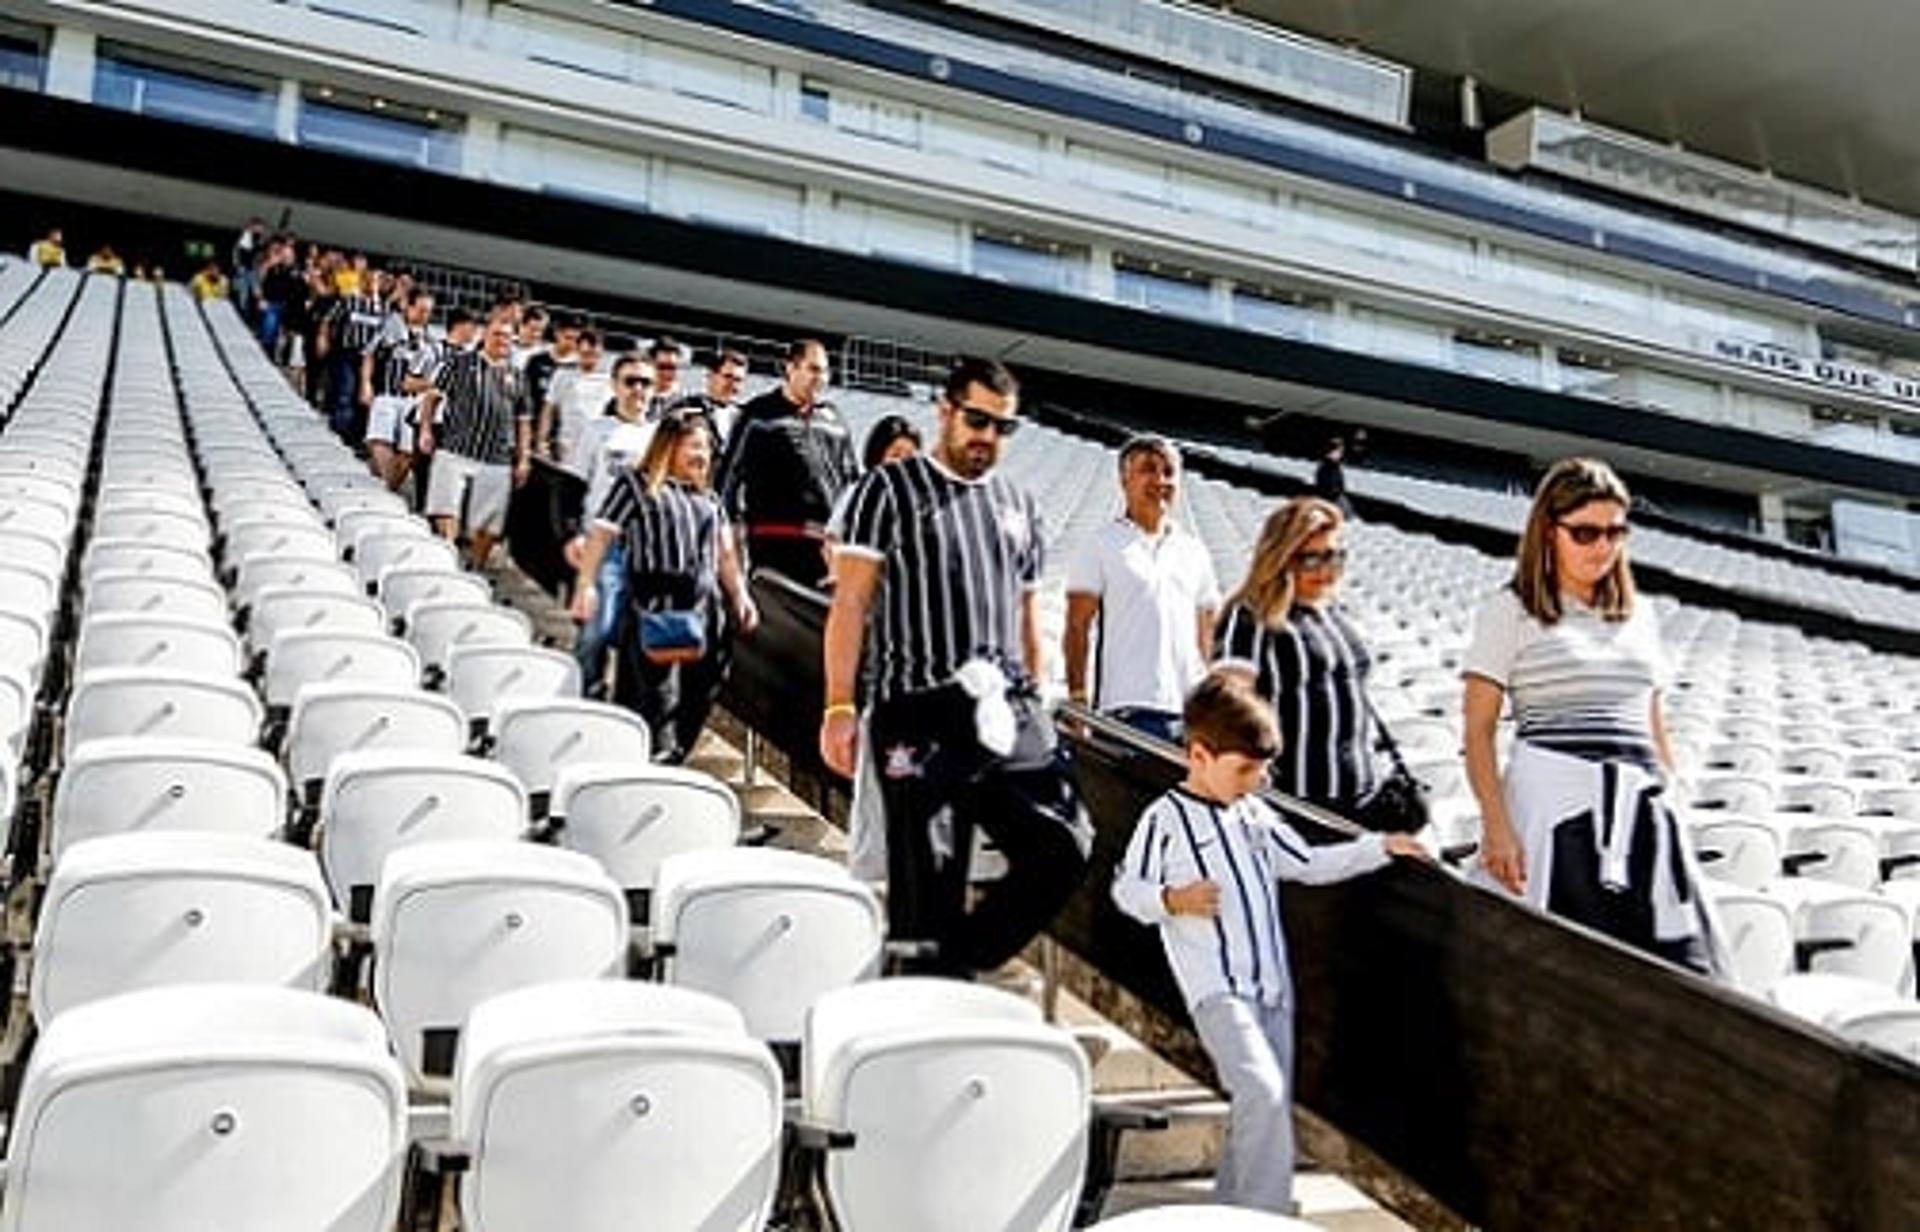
[337,293,387,355]
[1111,786,1388,1009]
[836,454,1044,701]
[369,320,431,399]
[595,475,726,594]
[1215,601,1377,806]
[431,348,524,465]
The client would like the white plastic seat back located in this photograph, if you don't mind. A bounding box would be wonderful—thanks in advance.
[320,751,527,917]
[1834,1003,1920,1066]
[74,613,241,680]
[803,978,1090,1232]
[0,530,66,583]
[235,557,361,609]
[1093,1208,1326,1230]
[0,494,73,543]
[0,563,58,619]
[371,841,628,1087]
[407,601,533,675]
[62,670,264,759]
[1861,787,1920,824]
[446,644,580,725]
[453,982,781,1232]
[92,508,209,555]
[357,533,458,591]
[0,607,48,680]
[334,509,419,557]
[1687,775,1774,816]
[247,589,384,657]
[223,517,336,572]
[95,487,207,524]
[655,848,883,1043]
[553,764,741,906]
[1777,781,1857,819]
[265,631,420,709]
[1690,820,1781,891]
[83,572,229,626]
[32,833,331,1025]
[1704,890,1794,994]
[51,739,287,860]
[377,567,490,626]
[83,538,210,585]
[0,985,406,1232]
[0,665,30,755]
[1783,822,1881,890]
[492,699,651,803]
[286,685,467,791]
[1797,897,1913,991]
[0,472,82,514]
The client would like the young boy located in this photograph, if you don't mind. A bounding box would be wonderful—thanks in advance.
[1112,671,1426,1213]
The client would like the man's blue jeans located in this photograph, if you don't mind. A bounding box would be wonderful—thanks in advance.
[574,542,629,697]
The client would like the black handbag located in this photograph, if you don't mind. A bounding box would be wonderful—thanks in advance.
[1349,693,1432,834]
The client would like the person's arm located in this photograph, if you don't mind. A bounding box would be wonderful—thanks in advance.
[1021,589,1046,682]
[819,553,880,777]
[1112,810,1180,925]
[717,514,757,633]
[358,345,376,408]
[568,524,617,623]
[1265,808,1391,885]
[1464,675,1523,894]
[1650,692,1677,778]
[1195,605,1218,666]
[1063,592,1099,704]
[415,387,441,455]
[535,400,558,460]
[513,417,532,487]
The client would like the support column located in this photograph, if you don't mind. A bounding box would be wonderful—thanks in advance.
[44,25,96,102]
[461,114,500,182]
[1757,491,1787,540]
[275,79,300,143]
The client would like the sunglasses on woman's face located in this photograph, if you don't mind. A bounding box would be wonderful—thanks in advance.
[1292,548,1347,572]
[958,405,1021,437]
[1558,521,1630,546]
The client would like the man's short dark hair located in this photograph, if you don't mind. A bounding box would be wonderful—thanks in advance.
[1183,672,1281,760]
[649,336,684,360]
[786,338,826,364]
[404,287,433,308]
[611,353,647,380]
[1118,433,1178,475]
[522,304,549,323]
[553,312,584,333]
[448,307,477,329]
[714,348,748,370]
[943,356,1018,405]
[577,327,602,349]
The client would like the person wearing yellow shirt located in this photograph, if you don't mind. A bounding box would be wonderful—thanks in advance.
[27,228,64,268]
[85,245,126,276]
[189,261,230,302]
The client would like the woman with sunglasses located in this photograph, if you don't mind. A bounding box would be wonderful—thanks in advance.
[1462,458,1718,971]
[571,409,757,761]
[1213,498,1382,812]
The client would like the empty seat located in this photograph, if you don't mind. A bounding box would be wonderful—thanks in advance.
[1779,822,1882,891]
[1776,781,1856,819]
[0,606,48,681]
[83,572,229,626]
[371,841,629,1086]
[0,985,407,1232]
[1699,742,1778,776]
[491,698,651,813]
[377,567,491,631]
[82,538,210,585]
[51,739,287,860]
[446,643,580,729]
[91,508,209,555]
[356,533,459,593]
[285,684,467,798]
[319,751,527,919]
[0,530,67,585]
[407,601,533,678]
[264,630,421,711]
[246,588,385,659]
[222,517,337,574]
[552,763,742,915]
[234,557,362,610]
[31,833,331,1025]
[73,613,242,680]
[0,562,58,620]
[1686,775,1774,815]
[63,670,265,758]
[802,978,1091,1232]
[447,981,782,1232]
[1690,820,1781,890]
[1703,888,1794,995]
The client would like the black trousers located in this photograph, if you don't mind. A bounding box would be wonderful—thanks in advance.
[615,578,729,765]
[869,685,1092,975]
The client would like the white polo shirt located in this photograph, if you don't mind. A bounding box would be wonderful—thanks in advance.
[1067,516,1221,713]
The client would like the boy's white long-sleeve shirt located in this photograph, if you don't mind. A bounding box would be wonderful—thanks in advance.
[1112,786,1388,1010]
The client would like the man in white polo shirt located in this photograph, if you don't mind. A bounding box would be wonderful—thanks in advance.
[1064,434,1220,744]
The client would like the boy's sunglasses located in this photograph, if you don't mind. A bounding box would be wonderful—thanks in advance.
[958,405,1022,437]
[1558,521,1630,546]
[1292,548,1348,572]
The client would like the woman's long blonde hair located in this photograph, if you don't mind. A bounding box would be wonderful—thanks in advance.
[1513,457,1635,624]
[635,410,715,496]
[1223,497,1344,629]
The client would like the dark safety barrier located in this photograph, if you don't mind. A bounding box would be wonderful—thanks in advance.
[725,570,1920,1231]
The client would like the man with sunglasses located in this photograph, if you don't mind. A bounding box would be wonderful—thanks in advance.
[645,337,687,419]
[1064,434,1220,744]
[823,356,1092,978]
[716,338,857,588]
[564,353,659,693]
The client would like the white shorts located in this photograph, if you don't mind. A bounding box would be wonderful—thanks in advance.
[424,450,511,536]
[366,394,417,451]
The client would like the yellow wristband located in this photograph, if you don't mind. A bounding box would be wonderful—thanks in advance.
[823,702,858,720]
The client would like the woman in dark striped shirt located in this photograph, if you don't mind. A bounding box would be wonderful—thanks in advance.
[1213,498,1379,811]
[569,410,757,762]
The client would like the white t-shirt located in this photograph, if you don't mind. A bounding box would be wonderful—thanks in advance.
[1461,586,1671,749]
[1067,517,1221,713]
[582,416,658,525]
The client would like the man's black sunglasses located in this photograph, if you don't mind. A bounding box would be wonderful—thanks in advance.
[958,405,1021,437]
[620,376,648,388]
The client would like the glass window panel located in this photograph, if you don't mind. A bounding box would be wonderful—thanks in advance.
[656,161,802,237]
[972,228,1087,293]
[298,95,461,172]
[1064,142,1170,204]
[835,197,962,268]
[492,5,633,81]
[1114,257,1213,319]
[0,19,42,92]
[1232,284,1332,342]
[94,48,276,137]
[1452,333,1541,385]
[924,111,1043,176]
[649,41,774,112]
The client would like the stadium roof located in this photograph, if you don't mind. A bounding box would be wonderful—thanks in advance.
[1237,0,1920,218]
